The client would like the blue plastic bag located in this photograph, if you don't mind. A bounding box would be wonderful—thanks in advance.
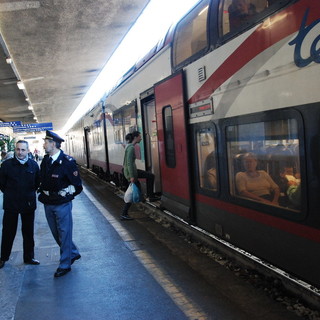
[132,183,141,203]
[124,183,141,203]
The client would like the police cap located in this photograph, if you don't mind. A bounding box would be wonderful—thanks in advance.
[44,130,65,143]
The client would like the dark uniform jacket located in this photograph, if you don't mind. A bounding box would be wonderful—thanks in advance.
[38,151,82,205]
[0,156,40,213]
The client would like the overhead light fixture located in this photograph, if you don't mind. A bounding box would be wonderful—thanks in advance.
[25,97,29,102]
[17,81,25,90]
[28,105,33,110]
[6,57,12,64]
[33,116,37,120]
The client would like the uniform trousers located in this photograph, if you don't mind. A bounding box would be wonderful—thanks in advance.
[44,202,80,269]
[1,211,35,262]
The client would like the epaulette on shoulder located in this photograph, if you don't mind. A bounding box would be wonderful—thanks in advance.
[64,154,74,161]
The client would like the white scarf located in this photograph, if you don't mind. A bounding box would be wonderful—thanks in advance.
[15,155,28,165]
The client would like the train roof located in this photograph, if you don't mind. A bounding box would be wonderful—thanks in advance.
[108,21,177,96]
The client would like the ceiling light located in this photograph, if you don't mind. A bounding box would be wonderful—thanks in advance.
[6,57,12,64]
[25,97,29,102]
[28,105,33,110]
[17,81,25,90]
[33,116,37,120]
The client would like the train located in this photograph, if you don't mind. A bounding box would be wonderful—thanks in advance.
[65,0,320,288]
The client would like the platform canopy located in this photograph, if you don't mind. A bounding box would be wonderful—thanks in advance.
[0,0,149,131]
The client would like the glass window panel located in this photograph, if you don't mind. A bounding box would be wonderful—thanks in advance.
[163,106,176,168]
[92,120,102,146]
[173,0,209,67]
[221,0,291,36]
[113,111,123,143]
[227,119,301,211]
[196,127,218,191]
[123,104,137,136]
[113,103,137,144]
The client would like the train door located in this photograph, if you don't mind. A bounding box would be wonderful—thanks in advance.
[84,127,91,169]
[154,72,192,221]
[141,91,162,193]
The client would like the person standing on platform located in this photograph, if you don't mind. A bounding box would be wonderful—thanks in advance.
[121,131,157,220]
[0,140,40,269]
[38,130,83,277]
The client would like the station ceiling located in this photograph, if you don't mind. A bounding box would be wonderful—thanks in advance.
[0,0,149,131]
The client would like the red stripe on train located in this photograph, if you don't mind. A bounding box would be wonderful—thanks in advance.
[196,193,320,243]
[188,0,320,104]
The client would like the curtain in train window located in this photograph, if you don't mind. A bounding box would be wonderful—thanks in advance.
[227,119,301,211]
[221,0,290,36]
[163,106,176,168]
[172,0,209,68]
[196,127,218,191]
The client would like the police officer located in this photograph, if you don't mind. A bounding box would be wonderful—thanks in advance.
[38,130,83,277]
[0,140,40,269]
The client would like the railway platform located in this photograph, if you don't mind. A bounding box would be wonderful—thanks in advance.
[0,172,305,320]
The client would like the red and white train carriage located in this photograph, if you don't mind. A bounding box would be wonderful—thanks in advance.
[66,0,320,288]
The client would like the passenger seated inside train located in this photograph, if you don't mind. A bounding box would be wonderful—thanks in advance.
[273,165,298,207]
[287,183,301,208]
[278,165,301,209]
[203,151,217,190]
[228,0,257,32]
[235,152,280,205]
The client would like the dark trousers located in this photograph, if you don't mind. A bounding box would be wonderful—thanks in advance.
[122,201,132,216]
[122,180,141,216]
[137,169,155,197]
[122,170,155,216]
[1,211,35,262]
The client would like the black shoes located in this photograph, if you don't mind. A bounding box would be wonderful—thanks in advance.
[120,214,133,220]
[1,259,39,268]
[24,259,40,265]
[54,254,80,277]
[54,267,71,277]
[71,254,81,265]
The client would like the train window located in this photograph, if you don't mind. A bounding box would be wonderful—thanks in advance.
[221,0,291,36]
[92,120,102,146]
[163,106,176,168]
[113,111,123,143]
[172,0,209,68]
[113,102,138,144]
[227,118,301,212]
[196,127,218,191]
[123,103,138,136]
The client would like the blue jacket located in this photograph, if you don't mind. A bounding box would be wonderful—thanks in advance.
[0,156,40,213]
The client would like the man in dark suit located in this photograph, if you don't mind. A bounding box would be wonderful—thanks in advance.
[0,140,40,269]
[38,130,83,277]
